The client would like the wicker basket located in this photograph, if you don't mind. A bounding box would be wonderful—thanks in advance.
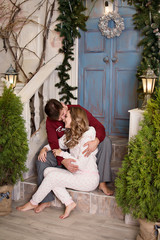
[0,185,13,216]
[137,219,160,240]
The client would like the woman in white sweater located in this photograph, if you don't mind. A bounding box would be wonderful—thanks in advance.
[17,107,99,219]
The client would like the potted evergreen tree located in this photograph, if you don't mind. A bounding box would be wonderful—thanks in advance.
[115,87,160,240]
[0,84,28,216]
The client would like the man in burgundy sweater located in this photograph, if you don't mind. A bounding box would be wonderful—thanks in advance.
[35,99,113,213]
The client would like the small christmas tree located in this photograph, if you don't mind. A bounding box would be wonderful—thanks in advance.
[115,86,160,222]
[0,85,29,186]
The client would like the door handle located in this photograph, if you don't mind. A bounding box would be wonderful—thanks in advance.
[111,57,118,63]
[103,56,109,64]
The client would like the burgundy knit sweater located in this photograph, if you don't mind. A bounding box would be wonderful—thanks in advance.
[46,104,105,165]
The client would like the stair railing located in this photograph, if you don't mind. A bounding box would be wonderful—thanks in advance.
[18,54,63,139]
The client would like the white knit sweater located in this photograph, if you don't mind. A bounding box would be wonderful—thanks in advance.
[45,126,98,174]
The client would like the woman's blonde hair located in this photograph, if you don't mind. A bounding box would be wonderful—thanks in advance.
[65,107,89,148]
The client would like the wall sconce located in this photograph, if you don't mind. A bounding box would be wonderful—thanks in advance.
[5,64,18,88]
[140,66,158,109]
[104,0,113,14]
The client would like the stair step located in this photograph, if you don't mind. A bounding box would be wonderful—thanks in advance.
[20,137,128,220]
[20,176,124,221]
[111,136,128,182]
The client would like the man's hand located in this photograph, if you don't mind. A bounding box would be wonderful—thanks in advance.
[38,147,48,162]
[83,137,100,157]
[61,158,79,173]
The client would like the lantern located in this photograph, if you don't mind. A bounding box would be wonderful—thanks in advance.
[104,0,113,14]
[140,67,157,109]
[5,64,18,88]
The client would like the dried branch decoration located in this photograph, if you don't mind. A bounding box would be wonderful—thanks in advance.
[0,0,57,82]
[0,0,90,103]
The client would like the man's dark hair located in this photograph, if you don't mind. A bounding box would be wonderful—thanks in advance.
[45,99,63,120]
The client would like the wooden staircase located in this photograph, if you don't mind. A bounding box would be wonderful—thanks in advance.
[19,136,128,221]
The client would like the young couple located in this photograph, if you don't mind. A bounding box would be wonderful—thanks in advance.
[17,100,113,219]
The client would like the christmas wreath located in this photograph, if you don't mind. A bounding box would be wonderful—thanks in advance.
[98,12,125,38]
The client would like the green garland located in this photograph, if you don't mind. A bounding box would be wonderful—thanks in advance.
[122,0,160,98]
[55,0,88,104]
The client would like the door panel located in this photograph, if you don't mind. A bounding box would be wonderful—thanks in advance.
[79,18,111,132]
[78,0,141,136]
[111,68,138,134]
[83,68,106,126]
[117,30,140,52]
[85,30,104,52]
[110,14,141,135]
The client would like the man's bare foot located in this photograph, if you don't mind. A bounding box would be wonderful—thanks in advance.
[16,202,37,212]
[34,202,51,213]
[59,202,76,219]
[99,182,114,196]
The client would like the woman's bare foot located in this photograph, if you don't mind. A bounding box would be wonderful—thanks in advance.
[99,182,114,196]
[34,202,51,213]
[16,202,37,212]
[59,202,76,219]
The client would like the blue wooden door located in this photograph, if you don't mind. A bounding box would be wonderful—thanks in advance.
[78,0,141,137]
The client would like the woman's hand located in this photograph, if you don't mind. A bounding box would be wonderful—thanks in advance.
[53,148,62,157]
[38,147,48,162]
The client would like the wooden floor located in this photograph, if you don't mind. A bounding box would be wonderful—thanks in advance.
[0,200,139,240]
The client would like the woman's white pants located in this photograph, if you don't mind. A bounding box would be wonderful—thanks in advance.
[31,167,99,206]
